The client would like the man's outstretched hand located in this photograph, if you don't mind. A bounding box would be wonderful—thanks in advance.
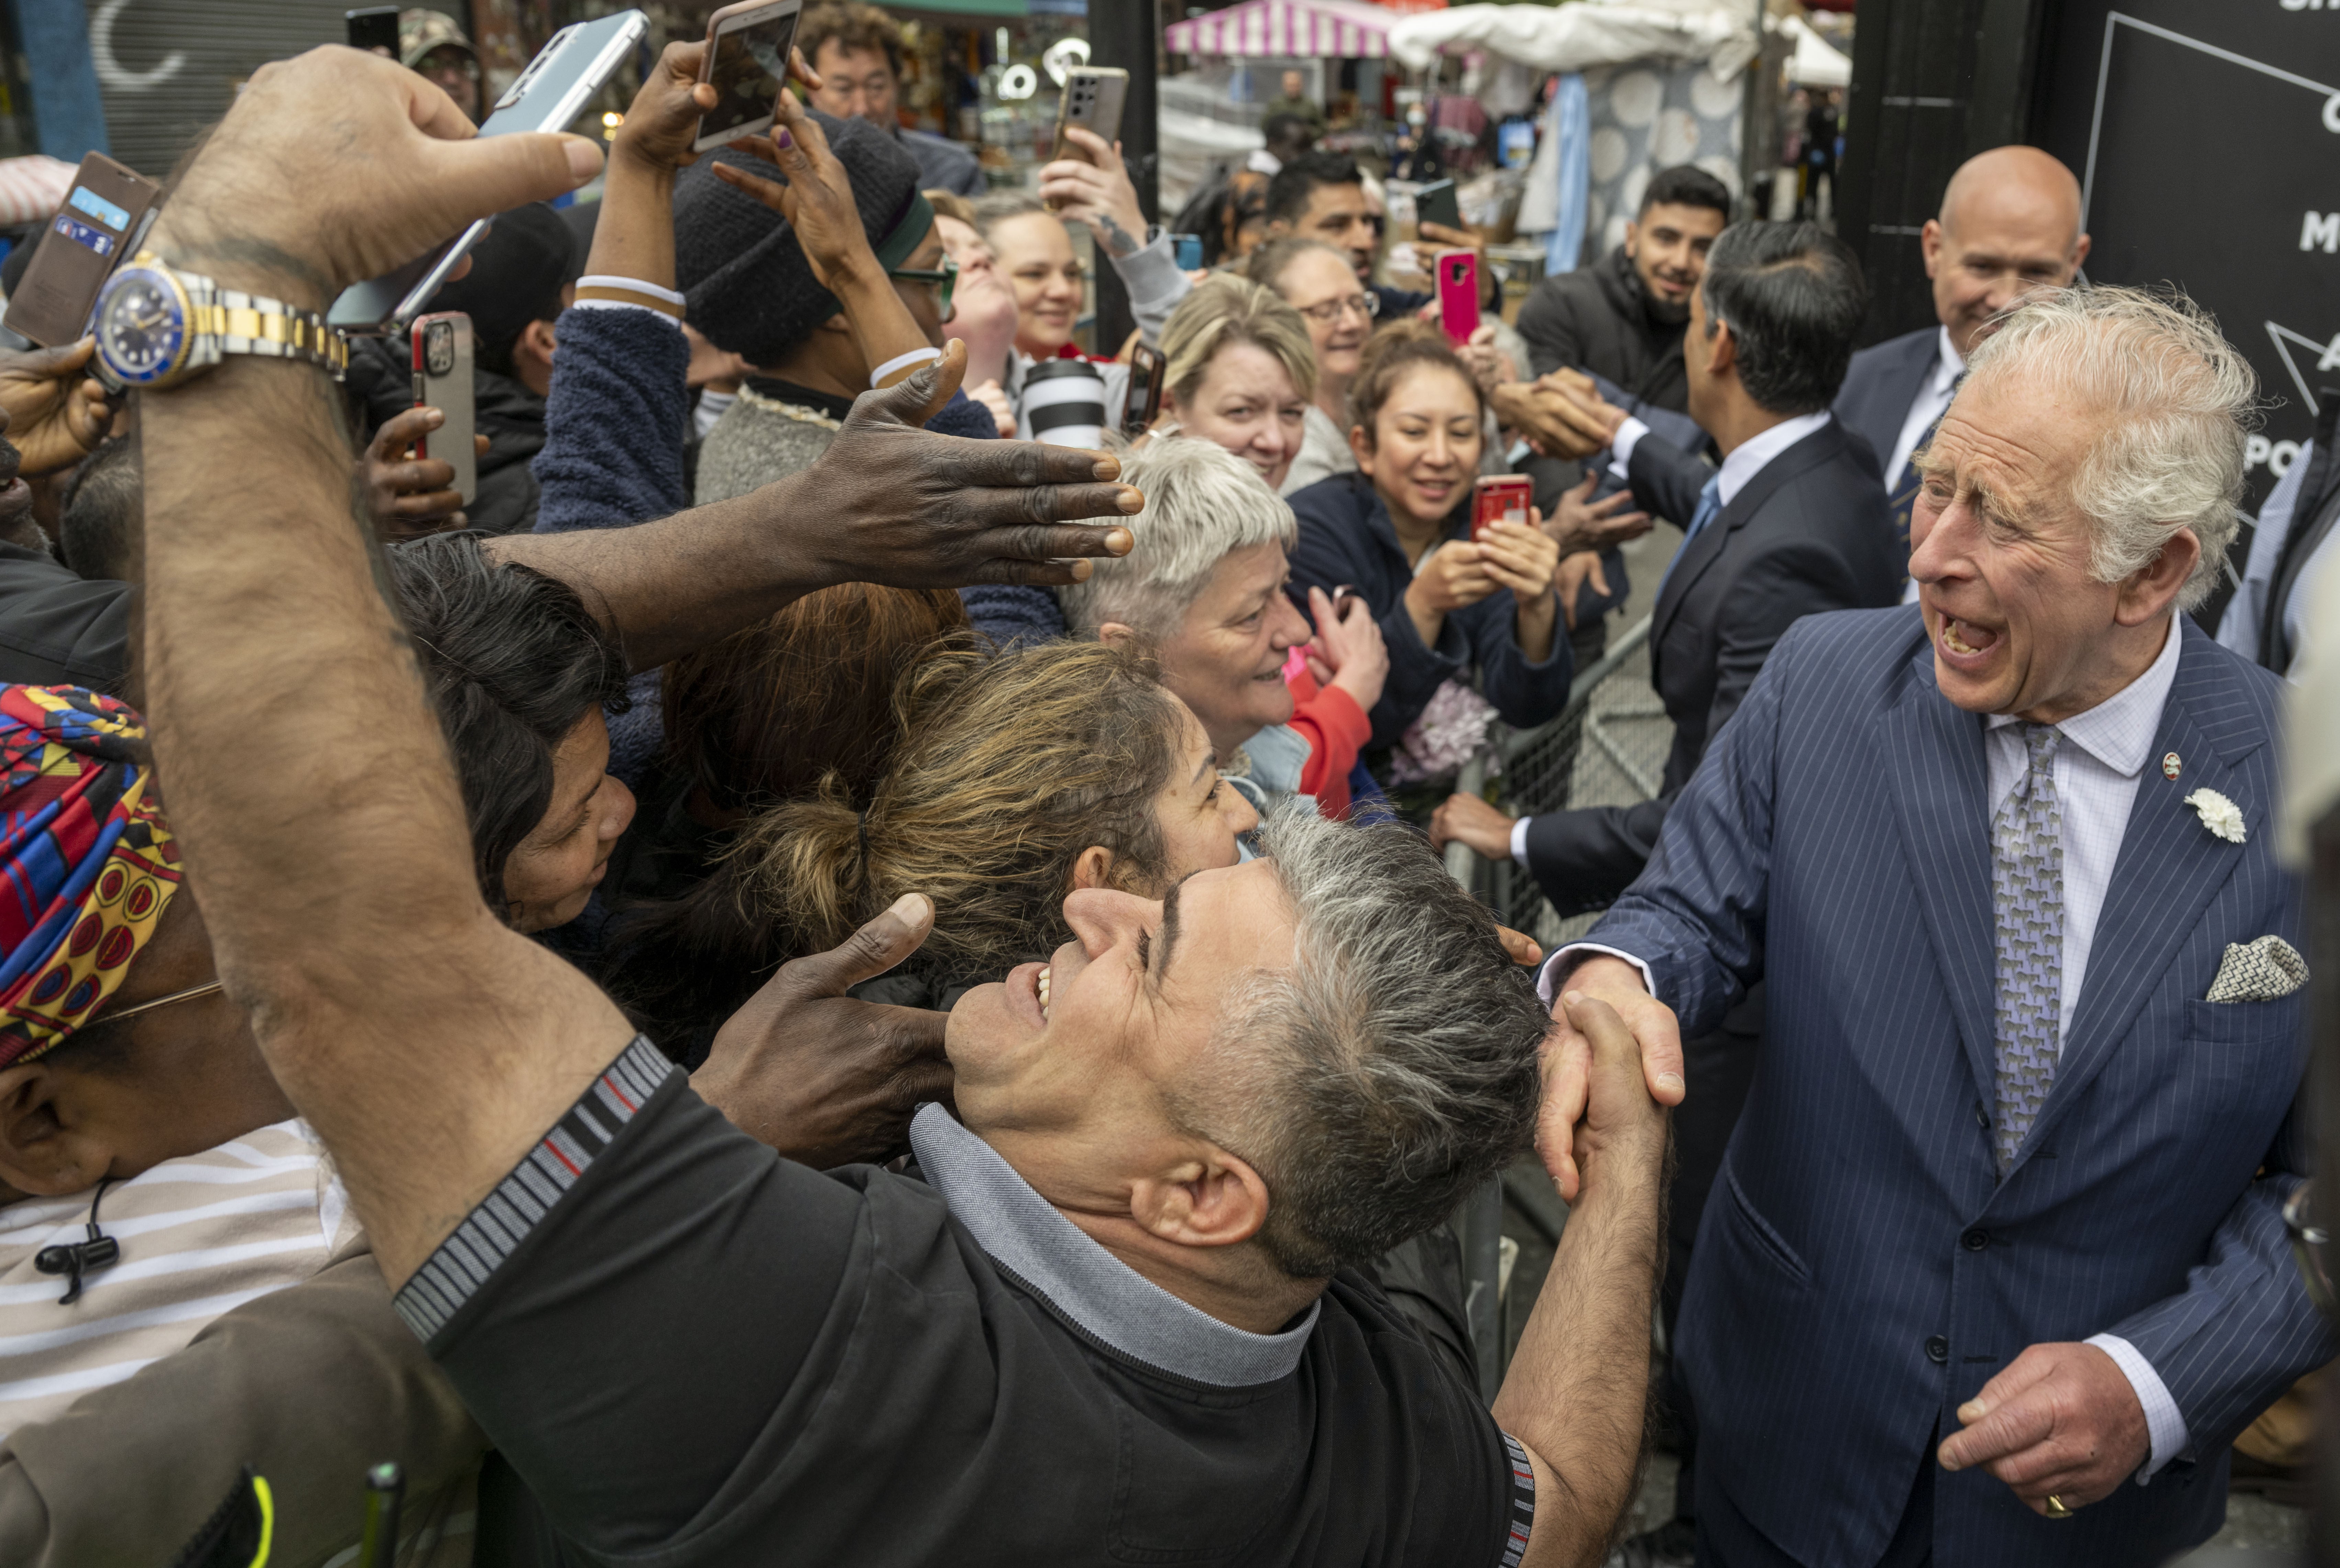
[694,893,955,1169]
[1937,1343,2152,1515]
[147,44,602,309]
[1539,955,1685,1201]
[0,341,110,477]
[789,339,1142,588]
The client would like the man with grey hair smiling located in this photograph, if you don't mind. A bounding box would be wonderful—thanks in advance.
[1544,284,2332,1567]
[1063,436,1388,816]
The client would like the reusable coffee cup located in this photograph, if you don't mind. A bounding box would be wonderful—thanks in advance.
[1017,358,1108,448]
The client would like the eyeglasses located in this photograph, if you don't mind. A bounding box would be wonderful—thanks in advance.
[888,256,959,318]
[88,979,226,1028]
[1294,292,1380,325]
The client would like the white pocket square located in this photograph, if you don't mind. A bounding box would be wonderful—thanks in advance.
[2205,935,2308,1003]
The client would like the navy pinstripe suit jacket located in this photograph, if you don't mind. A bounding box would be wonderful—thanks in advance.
[1587,606,2330,1567]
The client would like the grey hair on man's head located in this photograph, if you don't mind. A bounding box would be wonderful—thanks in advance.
[1056,436,1299,642]
[1963,285,2256,611]
[1175,803,1546,1280]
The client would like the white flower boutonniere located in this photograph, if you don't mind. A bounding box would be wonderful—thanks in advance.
[2185,787,2247,844]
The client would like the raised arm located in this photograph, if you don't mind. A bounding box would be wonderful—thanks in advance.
[1494,994,1668,1568]
[134,47,1140,1284]
[528,40,714,536]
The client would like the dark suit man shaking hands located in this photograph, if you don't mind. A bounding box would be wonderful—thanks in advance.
[1538,286,2333,1567]
[1436,219,1903,1564]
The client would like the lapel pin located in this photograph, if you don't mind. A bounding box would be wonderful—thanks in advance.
[2161,752,2182,780]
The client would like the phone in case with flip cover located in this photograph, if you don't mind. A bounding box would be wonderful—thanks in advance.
[411,312,476,505]
[329,9,650,335]
[4,153,161,348]
[696,0,802,153]
[1437,249,1479,344]
[1053,68,1128,174]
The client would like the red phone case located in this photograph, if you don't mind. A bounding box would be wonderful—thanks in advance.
[1472,477,1531,541]
[1437,249,1480,345]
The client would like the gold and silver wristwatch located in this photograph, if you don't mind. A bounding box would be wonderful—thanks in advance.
[93,252,349,390]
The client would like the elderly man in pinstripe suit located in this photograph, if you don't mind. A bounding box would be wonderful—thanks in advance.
[1535,285,2332,1567]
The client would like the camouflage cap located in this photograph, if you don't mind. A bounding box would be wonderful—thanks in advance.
[398,8,478,70]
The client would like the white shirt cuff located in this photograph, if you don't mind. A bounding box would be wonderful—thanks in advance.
[871,346,944,387]
[569,274,686,325]
[1534,943,1658,1008]
[1510,815,1532,868]
[1607,415,1649,482]
[2084,1333,2190,1480]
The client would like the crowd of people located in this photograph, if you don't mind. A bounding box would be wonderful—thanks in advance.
[0,16,2321,1568]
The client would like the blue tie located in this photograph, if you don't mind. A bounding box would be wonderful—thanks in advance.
[1657,476,1723,603]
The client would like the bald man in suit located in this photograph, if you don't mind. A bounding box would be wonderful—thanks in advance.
[1835,147,2092,577]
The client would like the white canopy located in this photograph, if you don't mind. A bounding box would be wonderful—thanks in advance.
[1783,15,1851,88]
[1388,1,1759,82]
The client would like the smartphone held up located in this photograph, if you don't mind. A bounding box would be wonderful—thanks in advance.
[411,312,477,506]
[328,9,649,335]
[1471,476,1531,543]
[695,0,803,153]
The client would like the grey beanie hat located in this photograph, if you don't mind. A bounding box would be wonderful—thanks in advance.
[674,109,925,368]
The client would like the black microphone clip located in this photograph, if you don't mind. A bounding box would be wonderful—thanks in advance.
[34,1179,120,1305]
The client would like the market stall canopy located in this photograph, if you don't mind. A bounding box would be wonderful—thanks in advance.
[1783,15,1850,87]
[1165,0,1438,62]
[1388,0,1758,82]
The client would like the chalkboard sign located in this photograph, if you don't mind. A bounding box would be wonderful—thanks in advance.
[2040,3,2340,511]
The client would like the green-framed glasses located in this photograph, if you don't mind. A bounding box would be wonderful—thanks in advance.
[888,255,959,319]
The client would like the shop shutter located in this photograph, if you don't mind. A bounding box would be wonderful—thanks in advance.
[82,0,464,180]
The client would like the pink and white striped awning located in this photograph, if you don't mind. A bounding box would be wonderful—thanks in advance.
[1165,0,1438,61]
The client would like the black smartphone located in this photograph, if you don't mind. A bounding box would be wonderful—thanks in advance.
[1415,178,1460,234]
[346,7,400,55]
[1125,343,1165,436]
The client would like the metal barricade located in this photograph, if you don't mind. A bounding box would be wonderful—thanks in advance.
[1452,616,1676,945]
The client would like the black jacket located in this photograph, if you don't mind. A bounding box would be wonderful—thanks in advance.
[1286,472,1573,748]
[1514,246,1690,415]
[0,543,129,692]
[1521,419,1899,914]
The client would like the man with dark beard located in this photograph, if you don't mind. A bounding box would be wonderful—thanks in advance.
[1515,165,1731,420]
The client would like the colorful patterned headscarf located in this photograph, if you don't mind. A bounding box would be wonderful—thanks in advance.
[0,687,180,1069]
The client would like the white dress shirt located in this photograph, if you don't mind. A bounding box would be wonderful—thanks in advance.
[1887,327,1966,493]
[1512,410,1836,865]
[1540,613,2192,1479]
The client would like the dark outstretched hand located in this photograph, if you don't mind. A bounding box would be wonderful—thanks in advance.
[694,893,955,1168]
[786,340,1143,588]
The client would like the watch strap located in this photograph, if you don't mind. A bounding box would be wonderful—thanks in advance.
[187,285,350,381]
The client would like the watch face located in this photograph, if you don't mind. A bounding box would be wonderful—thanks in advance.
[98,269,188,384]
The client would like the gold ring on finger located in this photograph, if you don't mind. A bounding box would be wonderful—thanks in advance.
[2043,1494,2075,1520]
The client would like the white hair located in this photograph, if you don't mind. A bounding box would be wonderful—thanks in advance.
[1962,285,2255,610]
[1054,436,1298,640]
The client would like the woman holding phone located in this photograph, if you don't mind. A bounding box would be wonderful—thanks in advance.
[1285,322,1569,750]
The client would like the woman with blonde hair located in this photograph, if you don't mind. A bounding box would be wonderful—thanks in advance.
[732,637,1257,998]
[1152,275,1316,493]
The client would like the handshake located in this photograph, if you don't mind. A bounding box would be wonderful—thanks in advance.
[1490,368,1631,463]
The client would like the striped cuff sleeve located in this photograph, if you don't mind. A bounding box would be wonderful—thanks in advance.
[393,1036,676,1343]
[1497,1431,1536,1567]
[570,274,687,324]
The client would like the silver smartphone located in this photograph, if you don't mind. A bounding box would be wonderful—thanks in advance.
[1052,67,1128,172]
[694,0,802,153]
[411,312,476,505]
[330,9,649,335]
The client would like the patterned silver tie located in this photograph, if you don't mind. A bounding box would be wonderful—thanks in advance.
[1991,724,2064,1172]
